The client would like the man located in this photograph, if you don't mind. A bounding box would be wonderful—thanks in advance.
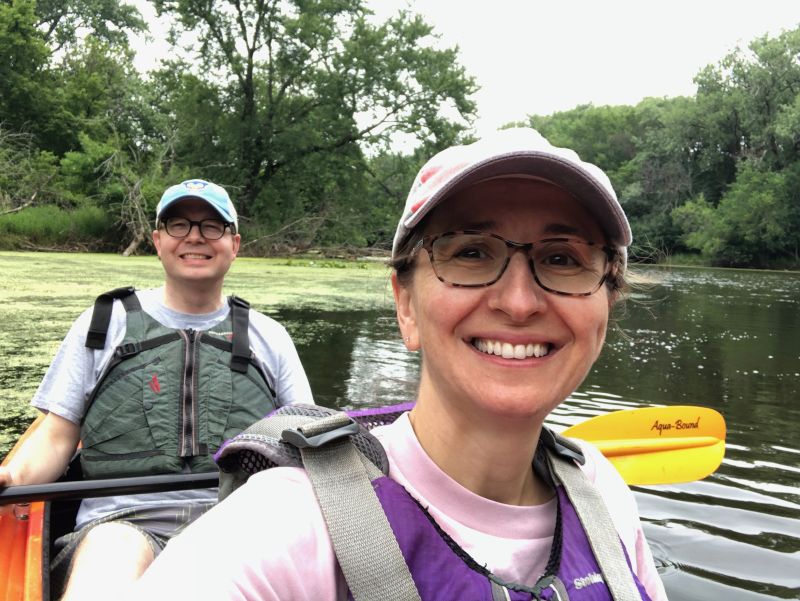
[0,179,313,600]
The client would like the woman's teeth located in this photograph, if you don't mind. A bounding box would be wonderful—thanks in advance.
[473,339,550,359]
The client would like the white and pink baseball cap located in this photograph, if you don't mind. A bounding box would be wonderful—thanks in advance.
[391,128,631,260]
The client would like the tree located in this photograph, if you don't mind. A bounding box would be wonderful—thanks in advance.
[53,39,157,156]
[0,126,58,211]
[673,162,800,266]
[528,104,639,181]
[149,0,477,244]
[691,28,800,198]
[0,0,54,135]
[526,100,694,256]
[1,0,149,155]
[32,0,145,53]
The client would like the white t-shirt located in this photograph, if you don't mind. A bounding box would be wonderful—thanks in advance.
[32,287,313,527]
[131,413,668,601]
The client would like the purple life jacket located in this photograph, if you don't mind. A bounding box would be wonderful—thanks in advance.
[370,475,652,601]
[216,404,654,601]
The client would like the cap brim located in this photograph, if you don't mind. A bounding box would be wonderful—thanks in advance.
[156,195,234,225]
[403,152,631,249]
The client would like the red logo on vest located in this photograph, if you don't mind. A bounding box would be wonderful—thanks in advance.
[149,374,161,393]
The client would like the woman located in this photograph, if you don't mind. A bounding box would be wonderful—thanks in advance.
[128,128,667,600]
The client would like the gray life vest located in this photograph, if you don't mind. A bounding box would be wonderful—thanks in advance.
[80,287,277,479]
[215,404,648,601]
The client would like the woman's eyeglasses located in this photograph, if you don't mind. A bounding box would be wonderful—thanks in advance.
[162,218,232,240]
[413,230,614,296]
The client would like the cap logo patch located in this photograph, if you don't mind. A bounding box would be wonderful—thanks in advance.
[185,180,207,191]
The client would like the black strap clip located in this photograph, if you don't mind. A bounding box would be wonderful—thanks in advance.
[115,342,141,359]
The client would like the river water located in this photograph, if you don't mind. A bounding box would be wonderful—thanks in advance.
[1,254,798,599]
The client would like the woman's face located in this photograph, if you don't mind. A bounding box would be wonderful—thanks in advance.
[393,178,612,423]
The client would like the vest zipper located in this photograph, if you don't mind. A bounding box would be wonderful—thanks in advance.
[179,329,200,457]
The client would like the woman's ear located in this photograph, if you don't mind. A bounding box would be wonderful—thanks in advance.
[392,272,419,351]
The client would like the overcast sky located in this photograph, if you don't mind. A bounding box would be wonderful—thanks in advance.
[133,1,800,137]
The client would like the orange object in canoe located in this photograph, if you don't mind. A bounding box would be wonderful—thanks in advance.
[1,415,45,601]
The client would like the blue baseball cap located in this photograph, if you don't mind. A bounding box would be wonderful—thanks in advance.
[156,179,238,231]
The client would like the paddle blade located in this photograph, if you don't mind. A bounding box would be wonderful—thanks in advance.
[562,405,726,486]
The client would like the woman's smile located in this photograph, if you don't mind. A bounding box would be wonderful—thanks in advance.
[471,338,552,359]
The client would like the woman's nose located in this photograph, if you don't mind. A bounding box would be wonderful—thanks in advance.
[486,251,547,320]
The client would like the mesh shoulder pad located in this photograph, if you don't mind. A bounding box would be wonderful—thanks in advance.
[215,404,390,502]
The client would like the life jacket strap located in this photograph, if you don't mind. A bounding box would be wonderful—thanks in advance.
[86,288,255,378]
[281,411,422,601]
[85,287,137,349]
[490,579,512,600]
[229,295,251,374]
[547,452,642,601]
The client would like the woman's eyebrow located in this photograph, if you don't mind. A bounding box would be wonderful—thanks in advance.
[541,223,584,237]
[457,220,497,231]
[446,221,589,238]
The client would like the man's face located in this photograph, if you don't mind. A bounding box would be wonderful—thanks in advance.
[152,198,240,288]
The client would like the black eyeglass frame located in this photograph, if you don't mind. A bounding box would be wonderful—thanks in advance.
[412,229,616,297]
[160,217,235,240]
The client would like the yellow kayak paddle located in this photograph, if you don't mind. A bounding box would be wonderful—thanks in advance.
[561,405,726,486]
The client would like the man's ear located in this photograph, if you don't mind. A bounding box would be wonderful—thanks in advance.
[392,272,419,351]
[152,229,162,258]
[231,233,241,258]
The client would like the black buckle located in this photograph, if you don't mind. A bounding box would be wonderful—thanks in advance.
[540,428,585,465]
[115,342,141,358]
[281,416,359,449]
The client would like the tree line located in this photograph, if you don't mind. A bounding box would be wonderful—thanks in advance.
[1,0,799,268]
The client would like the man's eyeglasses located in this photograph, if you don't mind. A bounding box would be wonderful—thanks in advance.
[161,218,233,240]
[413,230,614,296]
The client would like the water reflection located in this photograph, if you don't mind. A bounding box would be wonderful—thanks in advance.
[273,309,420,409]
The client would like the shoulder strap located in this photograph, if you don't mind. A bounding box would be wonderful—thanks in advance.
[545,440,642,601]
[215,405,421,601]
[85,287,138,349]
[283,413,421,601]
[228,295,251,373]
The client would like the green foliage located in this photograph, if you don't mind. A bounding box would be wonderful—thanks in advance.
[528,104,639,177]
[673,163,800,266]
[0,204,115,249]
[0,0,55,137]
[522,35,800,270]
[526,99,698,258]
[34,0,145,51]
[59,133,120,202]
[0,127,59,208]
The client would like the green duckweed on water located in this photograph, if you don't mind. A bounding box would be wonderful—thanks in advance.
[0,251,393,455]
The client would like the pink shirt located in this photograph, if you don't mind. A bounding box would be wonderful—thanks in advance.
[132,413,667,600]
